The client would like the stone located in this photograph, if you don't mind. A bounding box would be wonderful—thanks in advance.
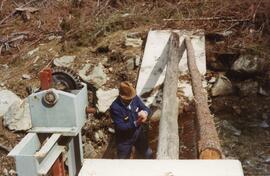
[27,47,39,57]
[94,132,100,142]
[96,88,118,113]
[97,130,105,139]
[221,120,241,136]
[211,75,233,97]
[259,121,269,128]
[126,58,135,70]
[3,168,8,176]
[135,55,141,67]
[150,109,161,122]
[79,63,107,88]
[53,55,76,67]
[108,127,115,134]
[9,169,16,175]
[84,142,97,158]
[208,77,217,84]
[0,90,21,117]
[125,36,143,48]
[22,74,31,80]
[231,55,264,74]
[258,87,269,96]
[236,79,258,96]
[3,99,32,131]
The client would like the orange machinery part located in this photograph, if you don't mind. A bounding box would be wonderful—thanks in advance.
[39,68,52,90]
[51,155,66,176]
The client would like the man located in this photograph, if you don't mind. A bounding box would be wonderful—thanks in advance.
[110,81,153,159]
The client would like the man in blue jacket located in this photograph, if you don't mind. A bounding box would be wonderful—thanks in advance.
[110,81,153,159]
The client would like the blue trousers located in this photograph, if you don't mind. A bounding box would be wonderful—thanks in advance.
[117,127,153,159]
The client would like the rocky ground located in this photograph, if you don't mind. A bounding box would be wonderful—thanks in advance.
[0,0,270,175]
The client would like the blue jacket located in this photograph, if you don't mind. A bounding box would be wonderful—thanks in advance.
[110,95,151,142]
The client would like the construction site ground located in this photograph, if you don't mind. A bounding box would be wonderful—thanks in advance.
[0,0,270,175]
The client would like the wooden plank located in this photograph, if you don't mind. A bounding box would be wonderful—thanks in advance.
[157,33,182,159]
[185,36,222,159]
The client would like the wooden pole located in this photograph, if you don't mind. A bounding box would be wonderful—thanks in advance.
[185,36,222,159]
[157,33,182,159]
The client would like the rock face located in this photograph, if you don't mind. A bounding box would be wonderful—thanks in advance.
[211,75,233,97]
[96,88,119,113]
[231,55,264,74]
[3,99,32,131]
[53,55,76,67]
[0,90,21,117]
[79,63,107,88]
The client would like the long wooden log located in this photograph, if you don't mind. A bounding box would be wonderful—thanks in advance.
[185,36,222,159]
[157,33,181,159]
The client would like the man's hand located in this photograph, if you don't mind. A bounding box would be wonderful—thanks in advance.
[138,110,148,123]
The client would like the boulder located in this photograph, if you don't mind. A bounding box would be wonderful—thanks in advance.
[79,63,107,88]
[236,79,258,96]
[96,88,119,113]
[125,35,143,48]
[231,55,264,74]
[53,55,76,67]
[0,90,21,117]
[3,99,32,131]
[211,75,233,96]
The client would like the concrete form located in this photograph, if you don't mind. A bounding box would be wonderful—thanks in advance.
[136,30,206,105]
[79,159,244,176]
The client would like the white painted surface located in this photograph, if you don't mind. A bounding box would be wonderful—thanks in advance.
[79,159,244,176]
[136,30,206,105]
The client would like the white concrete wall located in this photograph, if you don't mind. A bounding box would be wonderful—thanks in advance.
[79,159,244,176]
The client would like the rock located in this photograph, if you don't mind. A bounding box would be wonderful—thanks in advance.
[211,75,233,96]
[53,55,76,67]
[79,63,107,88]
[231,55,264,74]
[84,142,97,158]
[108,127,115,134]
[94,132,100,142]
[3,99,32,131]
[108,67,113,73]
[9,169,16,175]
[125,35,143,48]
[221,120,241,136]
[258,86,269,96]
[3,168,8,176]
[208,77,217,84]
[22,74,31,80]
[0,90,21,117]
[150,109,161,122]
[135,55,141,67]
[264,156,270,163]
[96,88,118,113]
[259,121,269,128]
[236,79,258,96]
[126,58,135,70]
[97,130,105,139]
[27,47,39,57]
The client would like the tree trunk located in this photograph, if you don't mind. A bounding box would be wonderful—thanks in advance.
[185,36,222,159]
[157,33,182,159]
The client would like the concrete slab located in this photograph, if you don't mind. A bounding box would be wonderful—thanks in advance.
[79,159,244,176]
[136,30,206,105]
